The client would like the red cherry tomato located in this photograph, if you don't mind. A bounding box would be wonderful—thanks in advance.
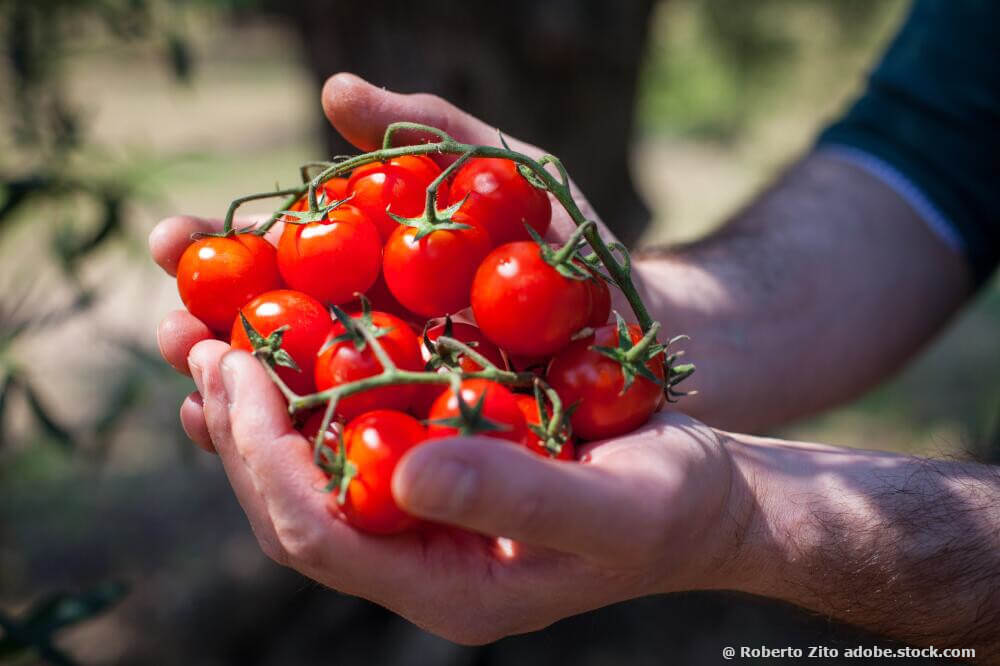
[412,321,507,418]
[287,178,351,215]
[277,204,381,306]
[546,323,665,440]
[330,410,427,534]
[427,379,527,443]
[176,233,281,333]
[514,394,574,460]
[298,410,341,449]
[314,310,423,421]
[585,269,611,327]
[347,156,444,241]
[382,213,492,318]
[471,241,591,357]
[448,157,551,246]
[229,289,331,395]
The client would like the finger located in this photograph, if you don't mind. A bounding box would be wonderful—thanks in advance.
[158,309,214,376]
[189,340,284,557]
[217,350,420,592]
[321,72,542,157]
[180,391,214,453]
[149,216,222,276]
[392,437,655,563]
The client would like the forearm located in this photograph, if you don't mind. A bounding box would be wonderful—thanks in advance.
[721,431,1000,659]
[631,151,972,432]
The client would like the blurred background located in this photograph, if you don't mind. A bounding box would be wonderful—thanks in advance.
[1,0,997,664]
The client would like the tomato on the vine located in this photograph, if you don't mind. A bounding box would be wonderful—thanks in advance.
[546,322,665,440]
[298,410,341,449]
[514,394,574,460]
[412,320,506,418]
[314,310,423,421]
[229,289,331,395]
[277,204,381,306]
[427,379,527,443]
[287,178,350,215]
[347,155,444,241]
[330,409,427,534]
[176,233,281,334]
[382,213,492,318]
[471,241,591,357]
[448,157,551,246]
[585,269,612,327]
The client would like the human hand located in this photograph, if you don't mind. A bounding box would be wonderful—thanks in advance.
[186,340,747,642]
[150,72,641,448]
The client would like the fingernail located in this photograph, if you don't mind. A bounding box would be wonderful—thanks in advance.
[220,352,239,407]
[398,457,479,519]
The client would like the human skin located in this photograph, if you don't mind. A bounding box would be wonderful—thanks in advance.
[150,74,999,657]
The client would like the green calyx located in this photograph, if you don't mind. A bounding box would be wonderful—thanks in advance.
[322,296,391,354]
[421,316,479,371]
[239,312,301,373]
[427,389,509,437]
[526,221,594,281]
[591,311,667,395]
[277,194,354,226]
[388,195,472,241]
[313,426,357,506]
[528,380,575,458]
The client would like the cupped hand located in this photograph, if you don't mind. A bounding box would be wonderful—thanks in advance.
[149,72,632,449]
[187,342,744,643]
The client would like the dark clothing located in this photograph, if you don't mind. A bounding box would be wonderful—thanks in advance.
[820,0,1000,286]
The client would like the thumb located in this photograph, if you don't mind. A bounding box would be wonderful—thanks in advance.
[391,437,656,563]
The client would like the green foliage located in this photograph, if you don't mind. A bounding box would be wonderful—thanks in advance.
[638,0,906,138]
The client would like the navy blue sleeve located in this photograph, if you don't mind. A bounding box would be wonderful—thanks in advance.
[818,0,1000,286]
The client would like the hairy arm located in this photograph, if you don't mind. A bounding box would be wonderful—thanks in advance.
[632,152,973,432]
[722,433,1000,659]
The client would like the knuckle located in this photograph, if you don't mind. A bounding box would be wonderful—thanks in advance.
[504,489,548,535]
[274,520,323,570]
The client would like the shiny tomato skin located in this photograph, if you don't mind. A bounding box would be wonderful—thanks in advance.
[229,289,331,395]
[448,157,551,246]
[347,156,444,241]
[314,311,423,421]
[382,213,492,318]
[277,204,381,306]
[546,323,665,440]
[331,410,427,534]
[426,379,527,443]
[298,410,341,449]
[514,394,574,460]
[470,241,591,357]
[584,268,612,328]
[412,321,506,418]
[287,178,351,215]
[176,233,281,334]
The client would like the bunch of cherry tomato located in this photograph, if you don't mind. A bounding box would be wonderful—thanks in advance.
[174,146,679,535]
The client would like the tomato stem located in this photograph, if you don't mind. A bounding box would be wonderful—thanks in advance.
[224,121,694,411]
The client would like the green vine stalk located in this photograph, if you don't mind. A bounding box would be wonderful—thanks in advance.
[227,122,694,458]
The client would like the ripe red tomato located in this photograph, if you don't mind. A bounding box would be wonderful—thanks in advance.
[229,289,331,395]
[471,241,591,357]
[176,233,281,334]
[412,321,506,418]
[514,394,574,460]
[298,410,341,449]
[585,270,611,328]
[330,410,427,534]
[347,155,444,241]
[287,178,351,215]
[427,379,527,443]
[546,323,665,440]
[314,310,423,421]
[448,157,551,246]
[277,204,381,306]
[382,213,492,318]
